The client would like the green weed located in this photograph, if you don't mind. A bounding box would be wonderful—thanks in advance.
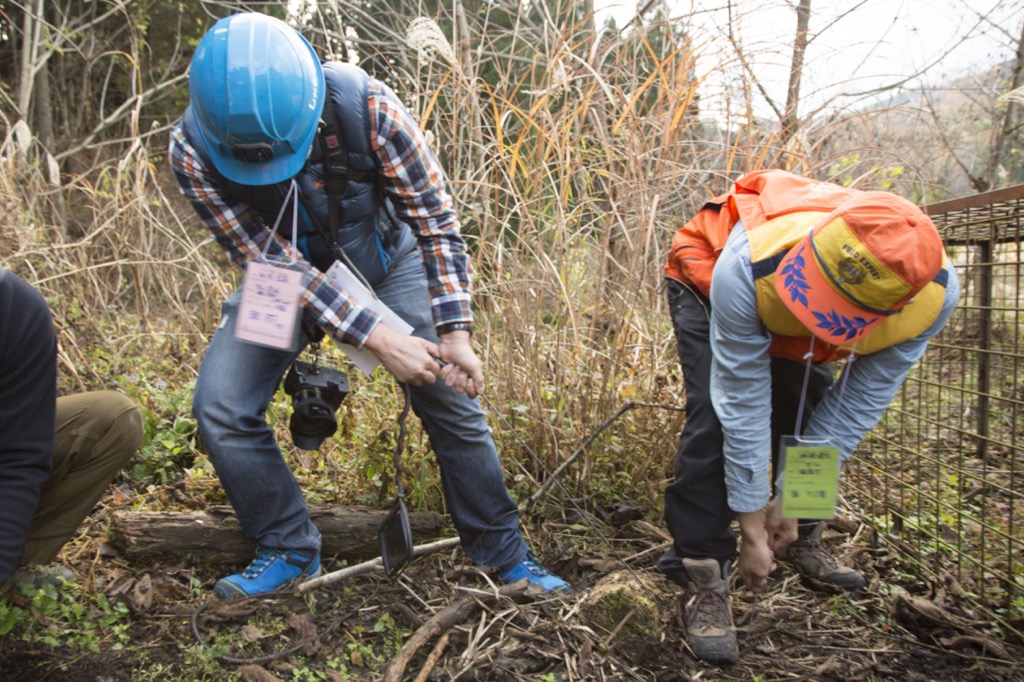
[126,376,200,487]
[0,581,131,654]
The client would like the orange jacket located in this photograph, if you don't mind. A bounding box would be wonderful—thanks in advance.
[664,170,860,295]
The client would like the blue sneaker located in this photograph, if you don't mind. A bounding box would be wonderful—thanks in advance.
[214,546,321,600]
[499,551,573,594]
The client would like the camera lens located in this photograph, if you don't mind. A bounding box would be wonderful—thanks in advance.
[284,360,348,450]
[290,388,338,450]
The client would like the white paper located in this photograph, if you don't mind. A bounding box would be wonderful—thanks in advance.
[234,260,304,350]
[326,261,413,375]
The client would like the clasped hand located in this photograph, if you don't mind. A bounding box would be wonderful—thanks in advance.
[363,324,483,397]
[737,498,797,591]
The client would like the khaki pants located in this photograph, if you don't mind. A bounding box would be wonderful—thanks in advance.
[20,391,142,565]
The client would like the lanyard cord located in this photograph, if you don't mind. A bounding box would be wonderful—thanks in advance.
[793,336,816,438]
[264,178,380,301]
[793,337,857,440]
[825,344,857,441]
[261,179,300,263]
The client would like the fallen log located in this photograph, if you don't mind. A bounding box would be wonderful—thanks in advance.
[109,505,446,566]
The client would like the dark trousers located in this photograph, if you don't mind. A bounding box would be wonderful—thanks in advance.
[657,280,833,587]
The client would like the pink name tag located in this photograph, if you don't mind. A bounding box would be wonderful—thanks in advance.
[234,259,305,351]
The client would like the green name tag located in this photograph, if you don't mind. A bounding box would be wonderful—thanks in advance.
[779,437,840,519]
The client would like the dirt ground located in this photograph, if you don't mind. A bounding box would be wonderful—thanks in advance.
[1,511,1022,682]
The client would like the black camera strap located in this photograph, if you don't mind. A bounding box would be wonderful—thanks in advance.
[378,382,414,577]
[315,108,381,299]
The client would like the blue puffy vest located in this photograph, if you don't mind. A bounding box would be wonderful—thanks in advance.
[182,62,415,286]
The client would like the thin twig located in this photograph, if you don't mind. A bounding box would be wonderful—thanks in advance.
[524,400,682,512]
[411,631,450,682]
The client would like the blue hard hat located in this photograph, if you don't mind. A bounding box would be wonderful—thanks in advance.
[186,13,325,186]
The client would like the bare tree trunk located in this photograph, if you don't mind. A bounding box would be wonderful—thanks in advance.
[780,0,812,147]
[16,0,66,234]
[453,0,482,171]
[978,20,1024,191]
[582,0,596,37]
[17,0,44,122]
[32,61,54,155]
[32,57,67,234]
[15,0,45,171]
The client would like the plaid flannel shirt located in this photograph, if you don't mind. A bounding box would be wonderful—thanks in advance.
[169,77,472,348]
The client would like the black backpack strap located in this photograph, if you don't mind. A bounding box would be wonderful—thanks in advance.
[318,97,376,232]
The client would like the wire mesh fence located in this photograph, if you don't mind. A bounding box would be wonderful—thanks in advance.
[845,184,1024,631]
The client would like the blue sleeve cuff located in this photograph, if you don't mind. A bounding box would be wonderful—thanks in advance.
[724,460,771,513]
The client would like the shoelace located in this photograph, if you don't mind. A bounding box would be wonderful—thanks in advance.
[520,558,549,577]
[242,548,287,579]
[687,590,731,630]
[793,541,841,570]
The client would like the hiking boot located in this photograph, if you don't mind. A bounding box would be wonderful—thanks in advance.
[780,523,865,591]
[680,558,738,663]
[214,546,321,600]
[12,563,75,589]
[499,551,573,595]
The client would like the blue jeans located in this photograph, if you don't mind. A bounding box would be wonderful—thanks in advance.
[193,251,527,572]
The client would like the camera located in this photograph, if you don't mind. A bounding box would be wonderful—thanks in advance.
[283,360,349,450]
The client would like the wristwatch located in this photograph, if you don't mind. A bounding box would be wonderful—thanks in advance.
[438,321,474,336]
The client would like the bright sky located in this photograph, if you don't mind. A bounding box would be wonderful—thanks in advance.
[597,0,1024,120]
